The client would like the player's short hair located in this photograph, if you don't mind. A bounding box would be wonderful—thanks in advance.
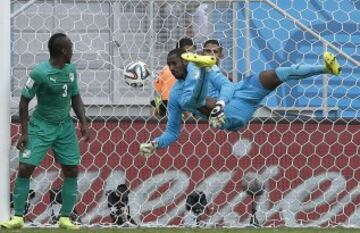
[167,48,186,59]
[48,33,68,58]
[176,37,195,49]
[203,39,222,49]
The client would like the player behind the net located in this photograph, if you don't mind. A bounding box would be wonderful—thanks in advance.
[0,33,89,230]
[140,49,341,157]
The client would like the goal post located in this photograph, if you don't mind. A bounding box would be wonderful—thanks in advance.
[5,0,360,228]
[0,0,11,222]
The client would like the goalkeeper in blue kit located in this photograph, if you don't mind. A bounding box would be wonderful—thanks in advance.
[140,49,341,157]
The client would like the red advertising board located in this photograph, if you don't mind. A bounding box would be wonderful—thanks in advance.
[9,121,360,227]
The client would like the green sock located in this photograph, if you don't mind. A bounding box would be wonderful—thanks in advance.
[14,177,30,216]
[60,177,78,217]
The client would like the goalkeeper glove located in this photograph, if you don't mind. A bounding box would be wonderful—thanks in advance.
[209,100,226,129]
[140,141,158,158]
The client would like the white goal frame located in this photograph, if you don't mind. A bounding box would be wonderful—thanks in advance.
[1,0,360,226]
[0,0,11,222]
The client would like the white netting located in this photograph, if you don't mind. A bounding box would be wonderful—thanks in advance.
[9,0,360,228]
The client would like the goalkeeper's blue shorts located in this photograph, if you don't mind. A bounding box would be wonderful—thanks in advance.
[223,74,271,131]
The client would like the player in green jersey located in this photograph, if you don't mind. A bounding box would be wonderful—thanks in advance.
[0,33,89,230]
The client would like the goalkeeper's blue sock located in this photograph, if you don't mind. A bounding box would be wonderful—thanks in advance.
[275,64,325,82]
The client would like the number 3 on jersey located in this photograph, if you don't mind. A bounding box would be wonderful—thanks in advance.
[62,84,68,97]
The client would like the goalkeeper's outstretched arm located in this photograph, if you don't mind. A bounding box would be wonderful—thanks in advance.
[154,95,182,148]
[140,94,182,158]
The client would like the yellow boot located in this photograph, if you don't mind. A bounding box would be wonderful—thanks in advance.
[323,51,341,75]
[181,52,216,67]
[0,216,24,229]
[58,217,80,230]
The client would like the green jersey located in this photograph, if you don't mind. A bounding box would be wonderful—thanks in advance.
[22,61,80,123]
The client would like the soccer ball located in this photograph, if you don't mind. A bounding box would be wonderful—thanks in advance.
[123,61,151,87]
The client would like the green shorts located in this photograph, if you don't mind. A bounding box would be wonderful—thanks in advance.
[19,116,80,166]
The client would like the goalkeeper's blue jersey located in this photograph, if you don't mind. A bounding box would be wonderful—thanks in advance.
[154,63,234,148]
[153,62,274,148]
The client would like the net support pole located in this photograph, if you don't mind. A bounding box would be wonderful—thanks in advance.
[322,43,329,117]
[11,0,37,18]
[0,0,11,222]
[148,0,156,102]
[263,0,360,67]
[244,0,251,76]
[232,1,238,82]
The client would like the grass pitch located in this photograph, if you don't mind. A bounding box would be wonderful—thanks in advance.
[2,228,360,233]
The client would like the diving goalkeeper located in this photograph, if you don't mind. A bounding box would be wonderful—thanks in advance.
[140,49,341,157]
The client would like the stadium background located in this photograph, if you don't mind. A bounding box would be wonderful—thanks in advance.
[7,0,360,228]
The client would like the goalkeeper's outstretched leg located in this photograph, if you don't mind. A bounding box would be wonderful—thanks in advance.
[211,51,342,131]
[259,51,341,90]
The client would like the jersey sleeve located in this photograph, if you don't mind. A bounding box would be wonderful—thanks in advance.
[207,66,235,104]
[70,66,80,96]
[21,68,43,100]
[153,91,182,148]
[180,63,208,108]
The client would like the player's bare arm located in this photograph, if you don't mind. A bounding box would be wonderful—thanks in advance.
[72,94,90,142]
[17,96,31,151]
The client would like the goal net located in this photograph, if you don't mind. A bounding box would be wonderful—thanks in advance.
[9,0,360,227]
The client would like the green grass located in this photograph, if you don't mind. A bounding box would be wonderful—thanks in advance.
[2,228,360,233]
